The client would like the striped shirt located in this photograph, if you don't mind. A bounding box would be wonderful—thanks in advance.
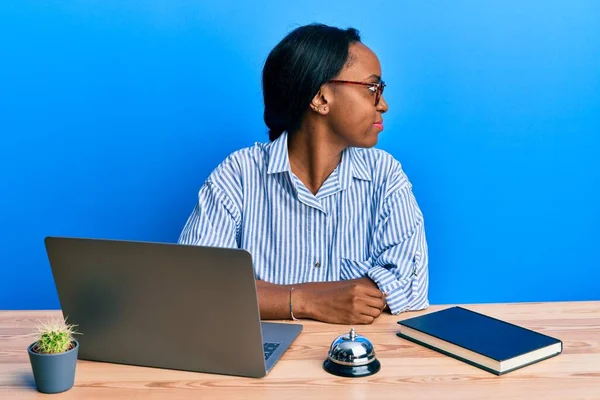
[178,131,429,315]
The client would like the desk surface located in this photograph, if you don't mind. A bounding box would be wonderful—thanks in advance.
[1,301,599,399]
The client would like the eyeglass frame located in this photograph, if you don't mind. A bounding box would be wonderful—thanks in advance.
[327,79,386,106]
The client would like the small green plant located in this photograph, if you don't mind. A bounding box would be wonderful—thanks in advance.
[33,317,80,354]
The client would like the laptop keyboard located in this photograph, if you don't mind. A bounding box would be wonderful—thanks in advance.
[263,342,281,360]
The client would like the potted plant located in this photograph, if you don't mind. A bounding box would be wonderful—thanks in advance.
[27,317,80,394]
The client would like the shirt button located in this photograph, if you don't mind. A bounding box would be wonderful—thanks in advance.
[315,261,321,268]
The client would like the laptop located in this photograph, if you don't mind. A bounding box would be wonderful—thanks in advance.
[44,236,303,378]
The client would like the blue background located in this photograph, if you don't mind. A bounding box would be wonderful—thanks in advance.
[1,1,599,310]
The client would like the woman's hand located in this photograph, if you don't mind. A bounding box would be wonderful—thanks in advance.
[294,277,385,324]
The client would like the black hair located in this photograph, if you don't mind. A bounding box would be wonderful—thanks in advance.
[262,23,361,141]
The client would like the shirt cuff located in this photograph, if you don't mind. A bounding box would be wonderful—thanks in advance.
[367,265,413,315]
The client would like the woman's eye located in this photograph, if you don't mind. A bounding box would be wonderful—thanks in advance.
[368,85,378,94]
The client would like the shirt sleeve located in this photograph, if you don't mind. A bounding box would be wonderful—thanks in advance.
[365,165,430,315]
[177,180,241,248]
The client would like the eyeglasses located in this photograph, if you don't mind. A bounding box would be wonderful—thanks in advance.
[327,79,386,106]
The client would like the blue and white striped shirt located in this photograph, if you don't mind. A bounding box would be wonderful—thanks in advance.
[178,131,429,314]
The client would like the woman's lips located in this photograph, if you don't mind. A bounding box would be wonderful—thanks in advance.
[373,122,384,130]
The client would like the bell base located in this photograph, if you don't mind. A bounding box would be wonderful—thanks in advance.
[323,359,381,378]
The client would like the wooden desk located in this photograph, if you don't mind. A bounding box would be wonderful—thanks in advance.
[1,302,599,399]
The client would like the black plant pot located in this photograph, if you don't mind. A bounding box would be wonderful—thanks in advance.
[27,340,79,394]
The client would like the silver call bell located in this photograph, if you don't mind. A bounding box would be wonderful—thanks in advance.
[323,328,381,377]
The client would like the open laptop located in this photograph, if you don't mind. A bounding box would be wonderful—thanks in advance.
[44,236,303,378]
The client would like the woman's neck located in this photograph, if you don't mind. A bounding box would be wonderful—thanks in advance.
[287,126,345,196]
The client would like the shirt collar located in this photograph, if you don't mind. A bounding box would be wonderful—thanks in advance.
[345,147,372,183]
[266,131,372,184]
[266,131,292,175]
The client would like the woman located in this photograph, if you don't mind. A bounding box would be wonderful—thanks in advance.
[179,23,429,324]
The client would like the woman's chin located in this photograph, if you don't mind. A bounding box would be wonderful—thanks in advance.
[356,136,379,148]
[364,131,380,147]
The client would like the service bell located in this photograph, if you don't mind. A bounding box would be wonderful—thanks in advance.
[323,328,381,377]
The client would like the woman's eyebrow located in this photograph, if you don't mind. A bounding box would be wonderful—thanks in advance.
[364,74,381,82]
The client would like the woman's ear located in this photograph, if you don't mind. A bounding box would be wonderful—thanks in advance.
[309,88,330,115]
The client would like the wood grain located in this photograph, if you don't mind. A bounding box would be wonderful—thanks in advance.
[1,302,599,399]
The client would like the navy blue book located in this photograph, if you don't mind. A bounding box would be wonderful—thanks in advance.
[397,306,562,375]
